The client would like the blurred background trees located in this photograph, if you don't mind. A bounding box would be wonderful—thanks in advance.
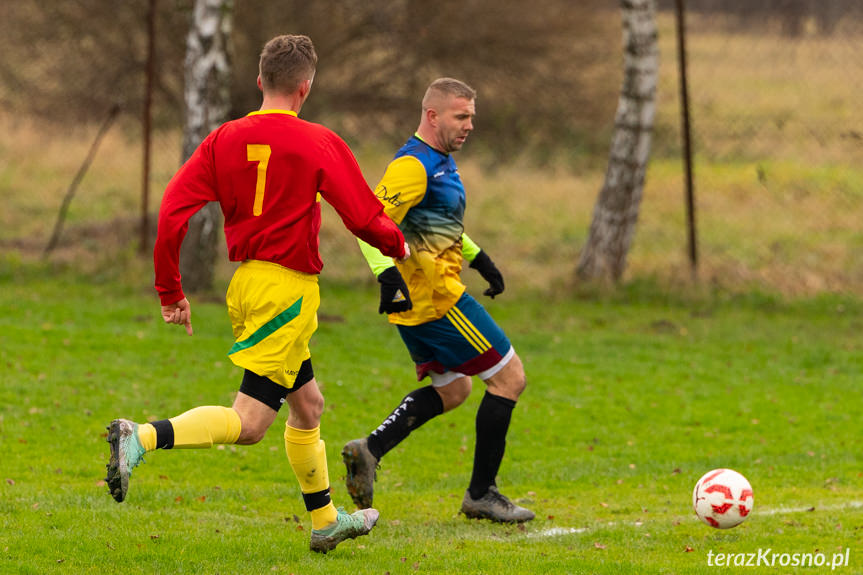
[2,1,862,295]
[0,0,621,162]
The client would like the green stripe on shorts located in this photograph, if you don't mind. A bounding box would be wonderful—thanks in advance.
[228,297,304,355]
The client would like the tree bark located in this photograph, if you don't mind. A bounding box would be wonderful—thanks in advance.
[576,0,658,283]
[178,0,233,293]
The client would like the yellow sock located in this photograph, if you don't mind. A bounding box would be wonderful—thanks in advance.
[167,406,242,448]
[137,423,157,452]
[285,424,337,529]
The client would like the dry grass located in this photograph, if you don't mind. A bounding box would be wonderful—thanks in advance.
[2,12,862,297]
[0,114,180,244]
[655,13,863,166]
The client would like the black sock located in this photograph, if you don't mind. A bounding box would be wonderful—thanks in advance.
[366,385,444,460]
[468,391,516,500]
[151,419,174,450]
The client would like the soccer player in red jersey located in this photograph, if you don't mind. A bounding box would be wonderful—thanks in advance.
[105,35,409,554]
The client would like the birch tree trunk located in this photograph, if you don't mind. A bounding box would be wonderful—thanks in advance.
[576,0,658,282]
[178,0,233,293]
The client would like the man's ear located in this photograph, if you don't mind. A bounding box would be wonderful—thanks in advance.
[298,78,312,99]
[256,75,263,92]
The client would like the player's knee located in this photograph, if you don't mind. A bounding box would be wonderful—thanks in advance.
[486,354,526,400]
[500,370,526,399]
[510,372,526,398]
[237,419,269,444]
[287,385,324,428]
[454,377,472,404]
[306,393,324,421]
[438,377,472,412]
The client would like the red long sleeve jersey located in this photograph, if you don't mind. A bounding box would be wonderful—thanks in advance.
[154,110,405,305]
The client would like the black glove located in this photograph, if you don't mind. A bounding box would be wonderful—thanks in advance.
[469,250,504,298]
[377,267,412,314]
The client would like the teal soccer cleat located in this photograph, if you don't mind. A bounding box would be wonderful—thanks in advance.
[309,507,380,553]
[105,419,146,503]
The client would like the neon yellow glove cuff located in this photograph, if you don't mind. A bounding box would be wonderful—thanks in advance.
[461,233,482,262]
[359,239,396,277]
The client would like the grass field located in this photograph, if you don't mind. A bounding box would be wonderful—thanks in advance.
[1,265,861,574]
[1,9,863,575]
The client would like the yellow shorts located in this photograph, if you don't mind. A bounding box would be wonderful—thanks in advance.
[226,260,320,389]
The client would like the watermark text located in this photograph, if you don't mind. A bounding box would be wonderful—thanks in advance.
[707,548,851,570]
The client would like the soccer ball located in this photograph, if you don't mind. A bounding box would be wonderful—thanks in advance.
[692,468,754,529]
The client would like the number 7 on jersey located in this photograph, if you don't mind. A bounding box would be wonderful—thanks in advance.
[247,144,271,216]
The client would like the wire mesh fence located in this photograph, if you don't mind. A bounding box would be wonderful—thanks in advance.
[1,1,861,296]
[650,4,863,295]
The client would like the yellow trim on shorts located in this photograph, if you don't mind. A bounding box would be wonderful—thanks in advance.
[445,306,491,353]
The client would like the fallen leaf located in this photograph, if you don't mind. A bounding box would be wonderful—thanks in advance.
[594,542,606,550]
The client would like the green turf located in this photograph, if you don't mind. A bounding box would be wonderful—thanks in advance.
[0,270,861,574]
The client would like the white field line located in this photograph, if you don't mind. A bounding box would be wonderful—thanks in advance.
[758,500,862,516]
[526,501,863,539]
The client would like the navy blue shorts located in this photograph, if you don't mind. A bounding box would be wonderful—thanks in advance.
[396,292,513,385]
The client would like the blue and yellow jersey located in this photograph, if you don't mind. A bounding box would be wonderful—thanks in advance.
[360,135,481,325]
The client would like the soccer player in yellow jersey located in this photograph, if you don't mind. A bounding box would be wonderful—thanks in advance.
[104,35,409,553]
[342,78,534,523]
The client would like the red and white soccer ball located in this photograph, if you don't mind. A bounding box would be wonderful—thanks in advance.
[692,468,754,529]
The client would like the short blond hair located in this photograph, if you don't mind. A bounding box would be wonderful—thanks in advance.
[422,77,476,110]
[259,35,317,94]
